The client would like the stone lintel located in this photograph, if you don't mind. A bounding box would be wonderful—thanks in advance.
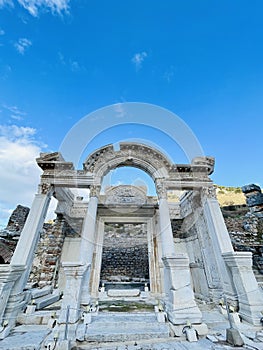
[164,180,213,191]
[97,203,156,218]
[37,161,74,171]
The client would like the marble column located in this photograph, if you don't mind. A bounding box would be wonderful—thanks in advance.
[201,186,237,301]
[11,184,53,290]
[80,185,100,304]
[0,183,52,338]
[156,180,202,325]
[90,219,104,297]
[59,262,87,324]
[223,252,263,325]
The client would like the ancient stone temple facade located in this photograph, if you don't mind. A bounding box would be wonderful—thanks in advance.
[0,142,263,344]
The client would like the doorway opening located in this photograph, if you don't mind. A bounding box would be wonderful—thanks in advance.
[100,222,149,291]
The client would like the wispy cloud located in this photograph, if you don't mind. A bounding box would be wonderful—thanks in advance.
[14,38,32,54]
[3,104,26,120]
[163,65,176,83]
[18,0,70,16]
[70,60,80,72]
[131,51,147,71]
[0,0,70,17]
[0,124,35,140]
[0,124,43,227]
[58,52,84,72]
[0,28,5,35]
[0,0,13,9]
[58,51,66,65]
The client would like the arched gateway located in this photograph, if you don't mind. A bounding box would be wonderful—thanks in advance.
[0,142,263,341]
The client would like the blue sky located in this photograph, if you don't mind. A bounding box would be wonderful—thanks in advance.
[0,0,263,226]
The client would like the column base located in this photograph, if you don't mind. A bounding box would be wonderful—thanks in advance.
[162,255,203,325]
[223,252,263,326]
[59,263,87,324]
[165,300,202,325]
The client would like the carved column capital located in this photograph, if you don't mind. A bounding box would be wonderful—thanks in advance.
[89,185,101,198]
[201,185,217,201]
[39,183,53,195]
[155,180,168,200]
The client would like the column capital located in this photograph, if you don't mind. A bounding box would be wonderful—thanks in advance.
[155,180,168,200]
[201,185,217,201]
[38,183,53,195]
[89,185,101,198]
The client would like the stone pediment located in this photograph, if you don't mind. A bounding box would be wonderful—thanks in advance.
[104,185,147,205]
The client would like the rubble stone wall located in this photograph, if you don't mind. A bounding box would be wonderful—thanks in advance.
[28,215,68,288]
[100,223,149,282]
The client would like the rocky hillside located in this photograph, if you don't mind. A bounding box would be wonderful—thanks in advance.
[215,185,246,206]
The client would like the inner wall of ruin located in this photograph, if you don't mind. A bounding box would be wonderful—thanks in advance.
[100,223,149,284]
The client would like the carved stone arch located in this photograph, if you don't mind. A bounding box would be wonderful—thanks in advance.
[83,142,173,183]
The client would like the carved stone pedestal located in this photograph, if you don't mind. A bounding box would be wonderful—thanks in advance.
[223,252,263,325]
[0,264,26,339]
[59,263,88,325]
[162,255,202,325]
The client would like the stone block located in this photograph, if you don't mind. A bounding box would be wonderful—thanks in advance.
[206,334,218,342]
[34,290,60,310]
[107,289,140,297]
[56,339,71,350]
[226,328,244,346]
[25,305,36,314]
[31,286,52,299]
[156,312,166,323]
[83,312,92,324]
[229,312,241,325]
[185,327,198,342]
[194,323,208,336]
[169,324,184,337]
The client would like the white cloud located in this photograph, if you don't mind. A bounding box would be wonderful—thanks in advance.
[0,0,13,8]
[0,0,70,16]
[70,60,80,72]
[3,104,26,120]
[131,51,147,71]
[17,0,70,16]
[163,65,176,83]
[58,52,84,72]
[14,38,32,55]
[0,124,43,228]
[0,28,5,35]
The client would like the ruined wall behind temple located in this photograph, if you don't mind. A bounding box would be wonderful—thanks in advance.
[100,223,149,282]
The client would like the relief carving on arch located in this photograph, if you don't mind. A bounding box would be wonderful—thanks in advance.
[104,185,147,205]
[83,143,172,177]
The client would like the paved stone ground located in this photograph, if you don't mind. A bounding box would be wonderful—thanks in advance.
[0,306,263,350]
[0,327,262,350]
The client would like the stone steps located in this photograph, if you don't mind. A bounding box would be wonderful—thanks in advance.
[82,312,170,342]
[32,289,60,310]
[31,286,52,299]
